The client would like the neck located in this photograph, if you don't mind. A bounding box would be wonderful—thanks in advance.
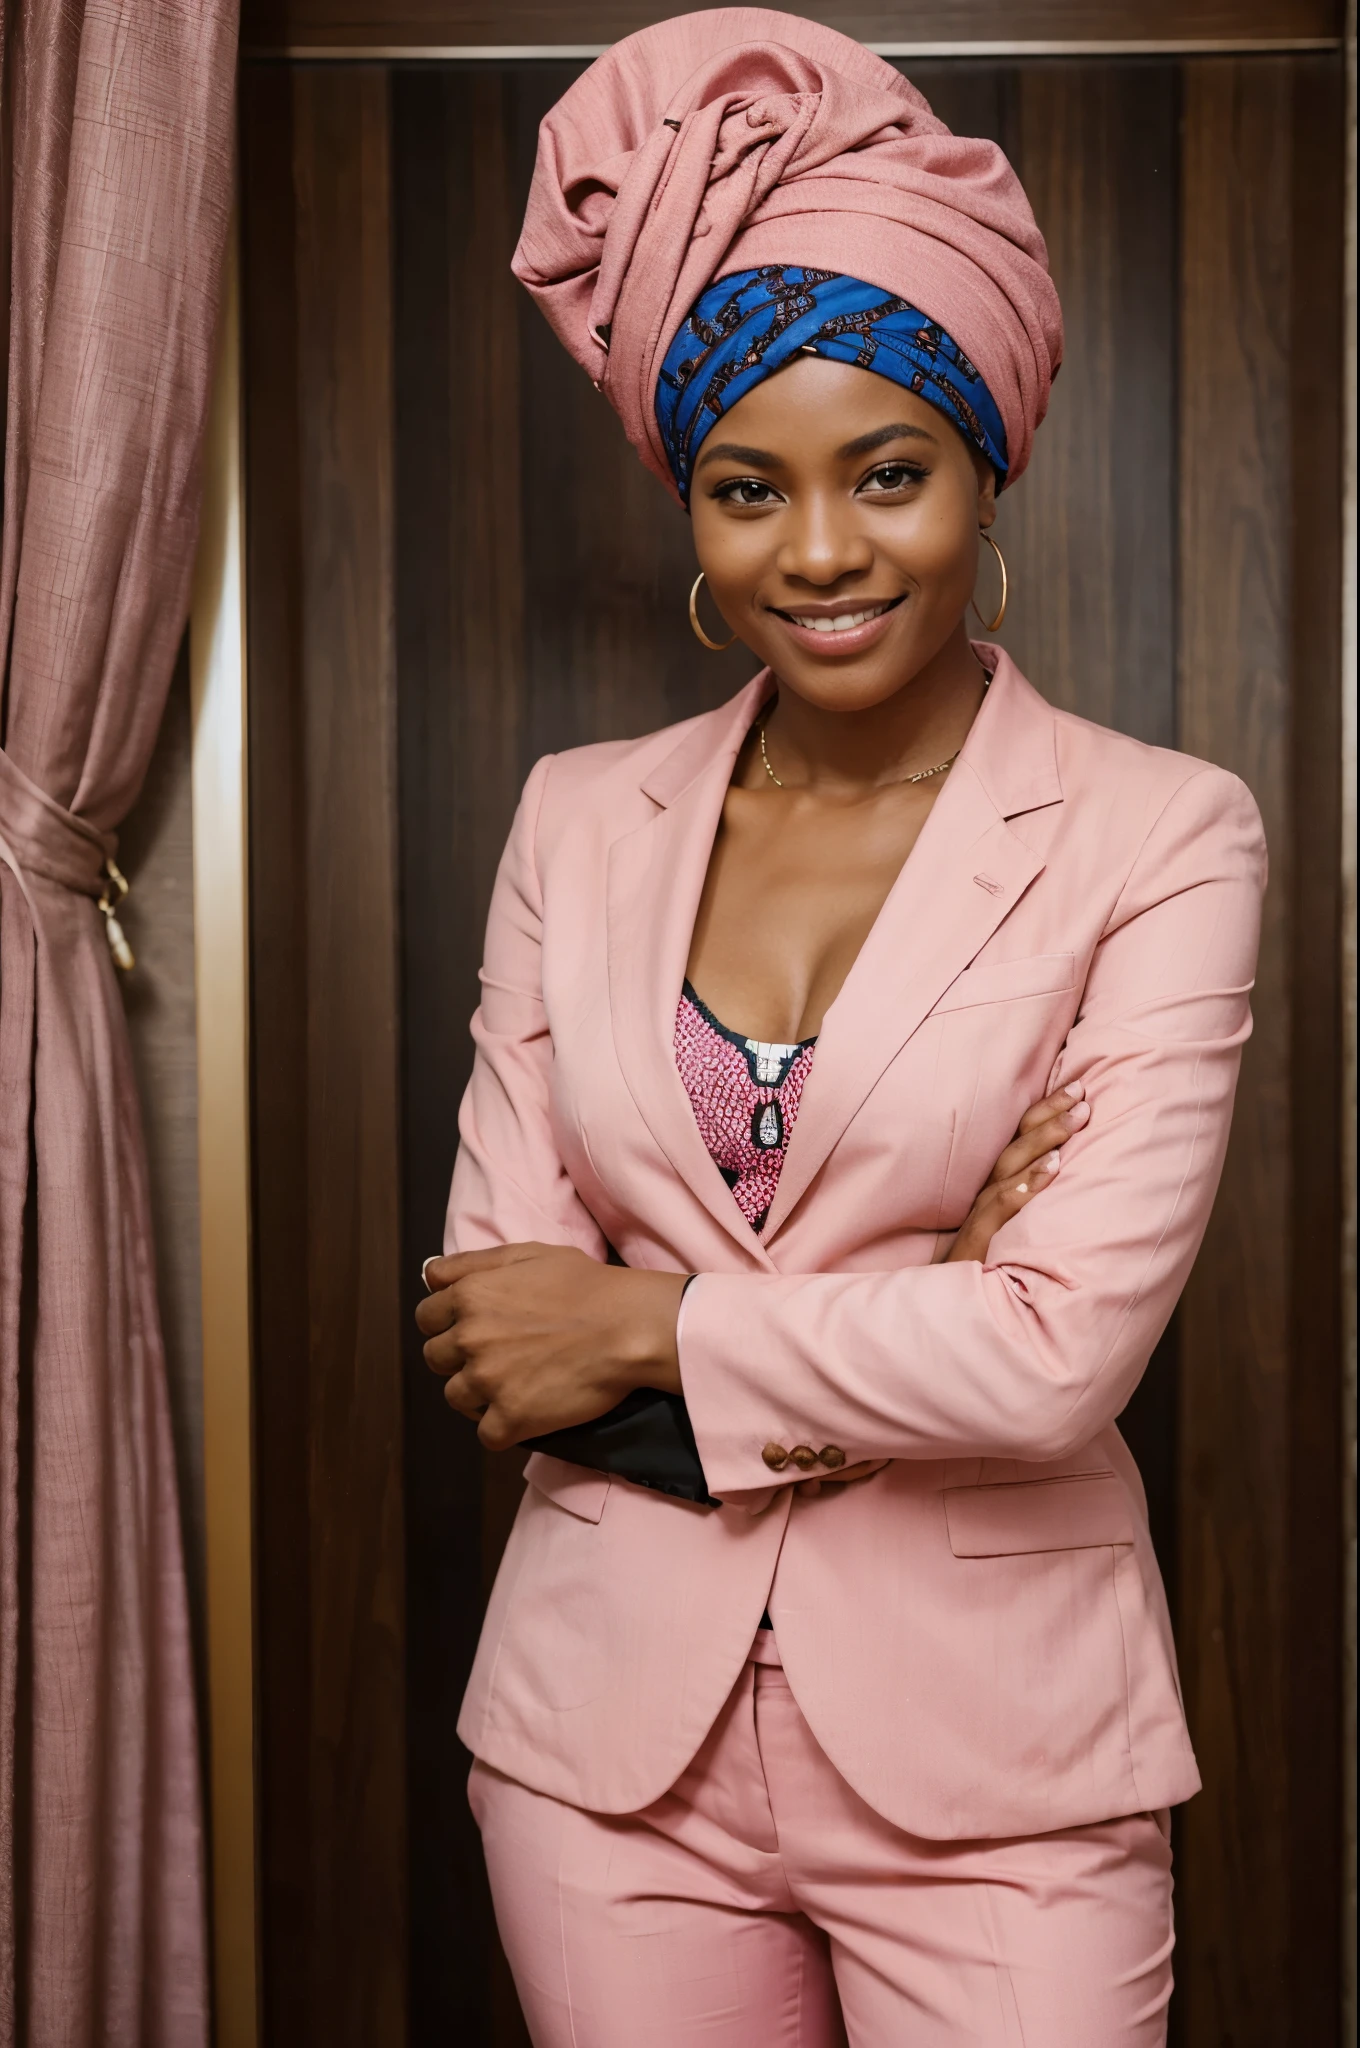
[760,621,989,795]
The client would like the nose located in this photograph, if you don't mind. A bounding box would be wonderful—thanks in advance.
[774,490,874,588]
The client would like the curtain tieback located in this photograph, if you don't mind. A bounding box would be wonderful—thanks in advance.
[0,745,135,969]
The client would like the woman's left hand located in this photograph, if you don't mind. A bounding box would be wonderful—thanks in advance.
[416,1243,688,1450]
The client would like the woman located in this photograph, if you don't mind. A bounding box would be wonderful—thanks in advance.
[417,13,1265,2043]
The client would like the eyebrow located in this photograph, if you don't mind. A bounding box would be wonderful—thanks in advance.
[695,441,786,472]
[695,421,939,473]
[836,422,938,459]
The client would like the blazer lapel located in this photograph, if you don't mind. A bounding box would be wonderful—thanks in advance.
[760,653,1062,1240]
[607,676,779,1266]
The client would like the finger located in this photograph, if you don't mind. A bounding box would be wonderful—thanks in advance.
[414,1287,461,1338]
[422,1243,541,1292]
[442,1371,488,1422]
[421,1254,441,1294]
[1016,1080,1085,1137]
[422,1325,466,1376]
[945,1148,1062,1264]
[991,1148,1063,1214]
[478,1409,520,1453]
[991,1100,1089,1183]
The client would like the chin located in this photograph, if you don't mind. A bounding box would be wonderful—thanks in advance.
[778,652,925,713]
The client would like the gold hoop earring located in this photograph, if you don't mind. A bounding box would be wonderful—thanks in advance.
[971,530,1009,633]
[689,571,736,652]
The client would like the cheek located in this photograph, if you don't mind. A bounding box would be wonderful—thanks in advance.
[691,518,770,601]
[879,505,976,594]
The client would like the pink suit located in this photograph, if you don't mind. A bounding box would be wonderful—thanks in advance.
[447,649,1264,2038]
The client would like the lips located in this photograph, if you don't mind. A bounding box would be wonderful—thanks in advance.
[768,593,904,656]
[779,599,896,633]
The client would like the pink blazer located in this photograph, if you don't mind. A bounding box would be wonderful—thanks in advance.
[449,649,1265,1840]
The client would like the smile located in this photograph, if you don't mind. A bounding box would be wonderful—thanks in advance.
[775,598,901,634]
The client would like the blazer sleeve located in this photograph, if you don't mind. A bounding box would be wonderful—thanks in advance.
[443,755,608,1261]
[679,765,1266,1495]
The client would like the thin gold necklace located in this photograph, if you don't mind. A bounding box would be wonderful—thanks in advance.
[759,719,961,791]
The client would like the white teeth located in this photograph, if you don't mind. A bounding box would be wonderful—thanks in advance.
[792,602,889,633]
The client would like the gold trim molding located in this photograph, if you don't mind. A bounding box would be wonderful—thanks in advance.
[189,212,260,2048]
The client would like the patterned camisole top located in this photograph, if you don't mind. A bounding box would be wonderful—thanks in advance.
[674,980,816,1235]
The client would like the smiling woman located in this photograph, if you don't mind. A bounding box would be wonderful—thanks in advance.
[412,12,1267,2047]
[695,368,992,675]
[681,358,999,1049]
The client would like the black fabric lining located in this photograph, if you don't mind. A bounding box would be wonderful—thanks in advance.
[680,979,817,1088]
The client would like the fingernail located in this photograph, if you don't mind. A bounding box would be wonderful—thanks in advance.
[1062,1081,1085,1102]
[1043,1149,1061,1172]
[1065,1101,1090,1128]
[1015,1182,1028,1195]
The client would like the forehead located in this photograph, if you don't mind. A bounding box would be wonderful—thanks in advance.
[708,357,953,459]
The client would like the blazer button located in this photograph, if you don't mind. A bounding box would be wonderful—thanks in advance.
[762,1442,791,1471]
[819,1445,847,1469]
[789,1445,819,1471]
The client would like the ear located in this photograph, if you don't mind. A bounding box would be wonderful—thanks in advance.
[972,452,999,525]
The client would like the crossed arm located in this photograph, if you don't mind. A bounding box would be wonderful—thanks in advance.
[418,1078,1086,1450]
[417,760,1264,1476]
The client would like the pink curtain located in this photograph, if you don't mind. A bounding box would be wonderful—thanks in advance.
[0,1,237,2038]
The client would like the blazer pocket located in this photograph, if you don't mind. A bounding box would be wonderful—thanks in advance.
[524,1451,611,1524]
[945,1472,1135,1557]
[933,951,1077,1014]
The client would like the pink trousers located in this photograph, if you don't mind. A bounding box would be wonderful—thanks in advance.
[470,1633,1175,2047]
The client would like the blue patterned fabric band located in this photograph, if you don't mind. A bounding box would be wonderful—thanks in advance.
[655,265,1009,503]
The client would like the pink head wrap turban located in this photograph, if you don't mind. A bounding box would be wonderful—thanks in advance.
[513,7,1063,499]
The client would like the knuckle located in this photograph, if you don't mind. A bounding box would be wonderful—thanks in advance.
[456,1312,487,1355]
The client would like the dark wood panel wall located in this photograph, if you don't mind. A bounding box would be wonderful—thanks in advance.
[241,0,1345,54]
[1176,55,1345,2044]
[243,64,407,2047]
[239,45,1347,2048]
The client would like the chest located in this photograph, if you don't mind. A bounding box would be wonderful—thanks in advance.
[685,780,942,1041]
[540,802,1095,1265]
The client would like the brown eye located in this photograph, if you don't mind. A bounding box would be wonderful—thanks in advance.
[861,462,926,493]
[715,477,779,506]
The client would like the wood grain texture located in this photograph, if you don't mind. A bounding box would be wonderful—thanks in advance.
[293,66,407,2047]
[393,66,528,2048]
[1283,52,1345,2045]
[1004,60,1178,743]
[242,64,311,2048]
[244,63,408,2046]
[1177,55,1294,2045]
[241,0,1344,53]
[242,62,314,2046]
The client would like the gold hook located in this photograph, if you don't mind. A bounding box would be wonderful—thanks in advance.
[98,857,135,971]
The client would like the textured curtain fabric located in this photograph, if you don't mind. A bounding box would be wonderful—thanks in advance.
[0,1,237,2039]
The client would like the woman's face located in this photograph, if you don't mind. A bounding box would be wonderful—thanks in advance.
[688,358,997,712]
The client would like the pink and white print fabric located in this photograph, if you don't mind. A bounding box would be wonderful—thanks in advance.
[674,982,816,1234]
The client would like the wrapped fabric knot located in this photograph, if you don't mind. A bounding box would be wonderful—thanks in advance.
[515,6,1063,499]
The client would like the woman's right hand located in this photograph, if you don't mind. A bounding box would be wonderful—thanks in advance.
[942,1082,1090,1265]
